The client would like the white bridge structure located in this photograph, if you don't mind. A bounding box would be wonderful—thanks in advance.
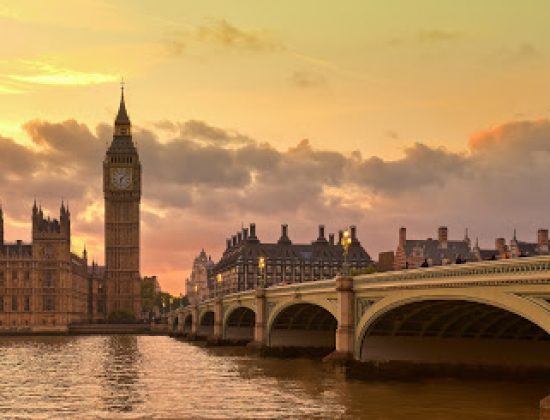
[168,257,550,366]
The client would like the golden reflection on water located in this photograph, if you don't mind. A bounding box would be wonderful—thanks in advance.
[0,335,546,419]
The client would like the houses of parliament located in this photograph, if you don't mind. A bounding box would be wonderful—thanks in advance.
[0,89,142,332]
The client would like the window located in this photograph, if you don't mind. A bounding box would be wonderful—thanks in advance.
[24,272,30,288]
[0,271,4,287]
[11,296,17,312]
[0,297,3,312]
[43,271,53,288]
[12,271,18,287]
[43,296,55,311]
[24,296,30,312]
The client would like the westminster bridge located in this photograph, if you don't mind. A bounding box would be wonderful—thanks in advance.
[168,256,550,367]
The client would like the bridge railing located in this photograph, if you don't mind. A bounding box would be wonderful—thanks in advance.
[170,256,550,316]
[355,255,550,285]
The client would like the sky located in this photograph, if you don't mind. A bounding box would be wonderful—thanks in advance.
[1,1,550,294]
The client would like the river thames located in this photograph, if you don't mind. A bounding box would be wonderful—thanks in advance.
[0,335,546,419]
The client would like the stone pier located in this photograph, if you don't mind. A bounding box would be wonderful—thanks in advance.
[324,276,354,363]
[247,288,267,351]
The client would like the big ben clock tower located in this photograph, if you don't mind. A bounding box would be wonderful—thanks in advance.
[104,86,142,318]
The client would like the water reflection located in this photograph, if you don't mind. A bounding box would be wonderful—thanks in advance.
[100,335,143,413]
[0,335,546,419]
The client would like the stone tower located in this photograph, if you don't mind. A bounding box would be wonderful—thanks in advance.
[31,201,71,261]
[103,86,142,318]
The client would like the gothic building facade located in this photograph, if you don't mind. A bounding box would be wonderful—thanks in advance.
[185,249,214,304]
[0,203,89,331]
[0,88,143,332]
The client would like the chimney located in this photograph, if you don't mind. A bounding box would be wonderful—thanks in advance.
[237,232,243,243]
[329,233,335,245]
[495,238,506,253]
[249,223,257,239]
[538,229,549,252]
[278,224,291,244]
[226,238,231,250]
[232,235,237,247]
[399,227,406,248]
[350,225,357,242]
[242,227,248,240]
[318,224,326,241]
[438,226,448,249]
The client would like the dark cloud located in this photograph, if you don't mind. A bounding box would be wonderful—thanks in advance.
[2,117,550,294]
[353,143,470,193]
[179,120,255,145]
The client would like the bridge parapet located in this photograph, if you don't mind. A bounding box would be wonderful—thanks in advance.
[354,256,550,289]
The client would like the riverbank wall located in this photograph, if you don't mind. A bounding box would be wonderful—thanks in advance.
[0,323,170,336]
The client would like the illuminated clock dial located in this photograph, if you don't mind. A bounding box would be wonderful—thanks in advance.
[111,167,132,190]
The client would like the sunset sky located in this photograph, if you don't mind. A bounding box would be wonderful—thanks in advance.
[2,1,550,294]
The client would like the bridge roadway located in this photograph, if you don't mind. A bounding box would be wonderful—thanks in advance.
[168,256,550,367]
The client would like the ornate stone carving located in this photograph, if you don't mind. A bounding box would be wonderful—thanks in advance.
[355,298,379,324]
[266,302,276,318]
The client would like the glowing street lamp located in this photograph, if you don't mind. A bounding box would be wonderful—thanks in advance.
[258,256,266,288]
[341,229,352,276]
[216,273,222,297]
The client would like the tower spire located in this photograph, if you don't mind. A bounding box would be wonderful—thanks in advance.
[115,79,130,128]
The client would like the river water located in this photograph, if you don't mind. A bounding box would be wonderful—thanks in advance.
[0,335,546,419]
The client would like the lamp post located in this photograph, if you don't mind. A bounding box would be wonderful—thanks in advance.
[341,229,352,276]
[258,256,266,288]
[216,273,222,298]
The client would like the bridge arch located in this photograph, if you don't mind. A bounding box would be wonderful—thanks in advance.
[223,306,256,342]
[355,291,550,366]
[182,312,193,334]
[198,310,215,337]
[267,301,337,350]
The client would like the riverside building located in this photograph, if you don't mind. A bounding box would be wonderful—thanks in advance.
[211,223,373,296]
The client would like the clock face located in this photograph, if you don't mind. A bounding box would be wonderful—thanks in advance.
[110,167,132,190]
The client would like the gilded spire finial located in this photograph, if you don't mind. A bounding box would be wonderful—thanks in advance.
[115,79,130,126]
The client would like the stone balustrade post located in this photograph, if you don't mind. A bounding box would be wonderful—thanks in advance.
[213,298,223,340]
[325,276,355,363]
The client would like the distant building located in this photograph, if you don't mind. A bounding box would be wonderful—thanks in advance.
[211,223,373,296]
[143,276,161,294]
[376,251,395,272]
[394,226,474,270]
[510,229,549,258]
[185,249,214,304]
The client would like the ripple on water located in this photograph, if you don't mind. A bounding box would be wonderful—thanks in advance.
[0,335,545,419]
